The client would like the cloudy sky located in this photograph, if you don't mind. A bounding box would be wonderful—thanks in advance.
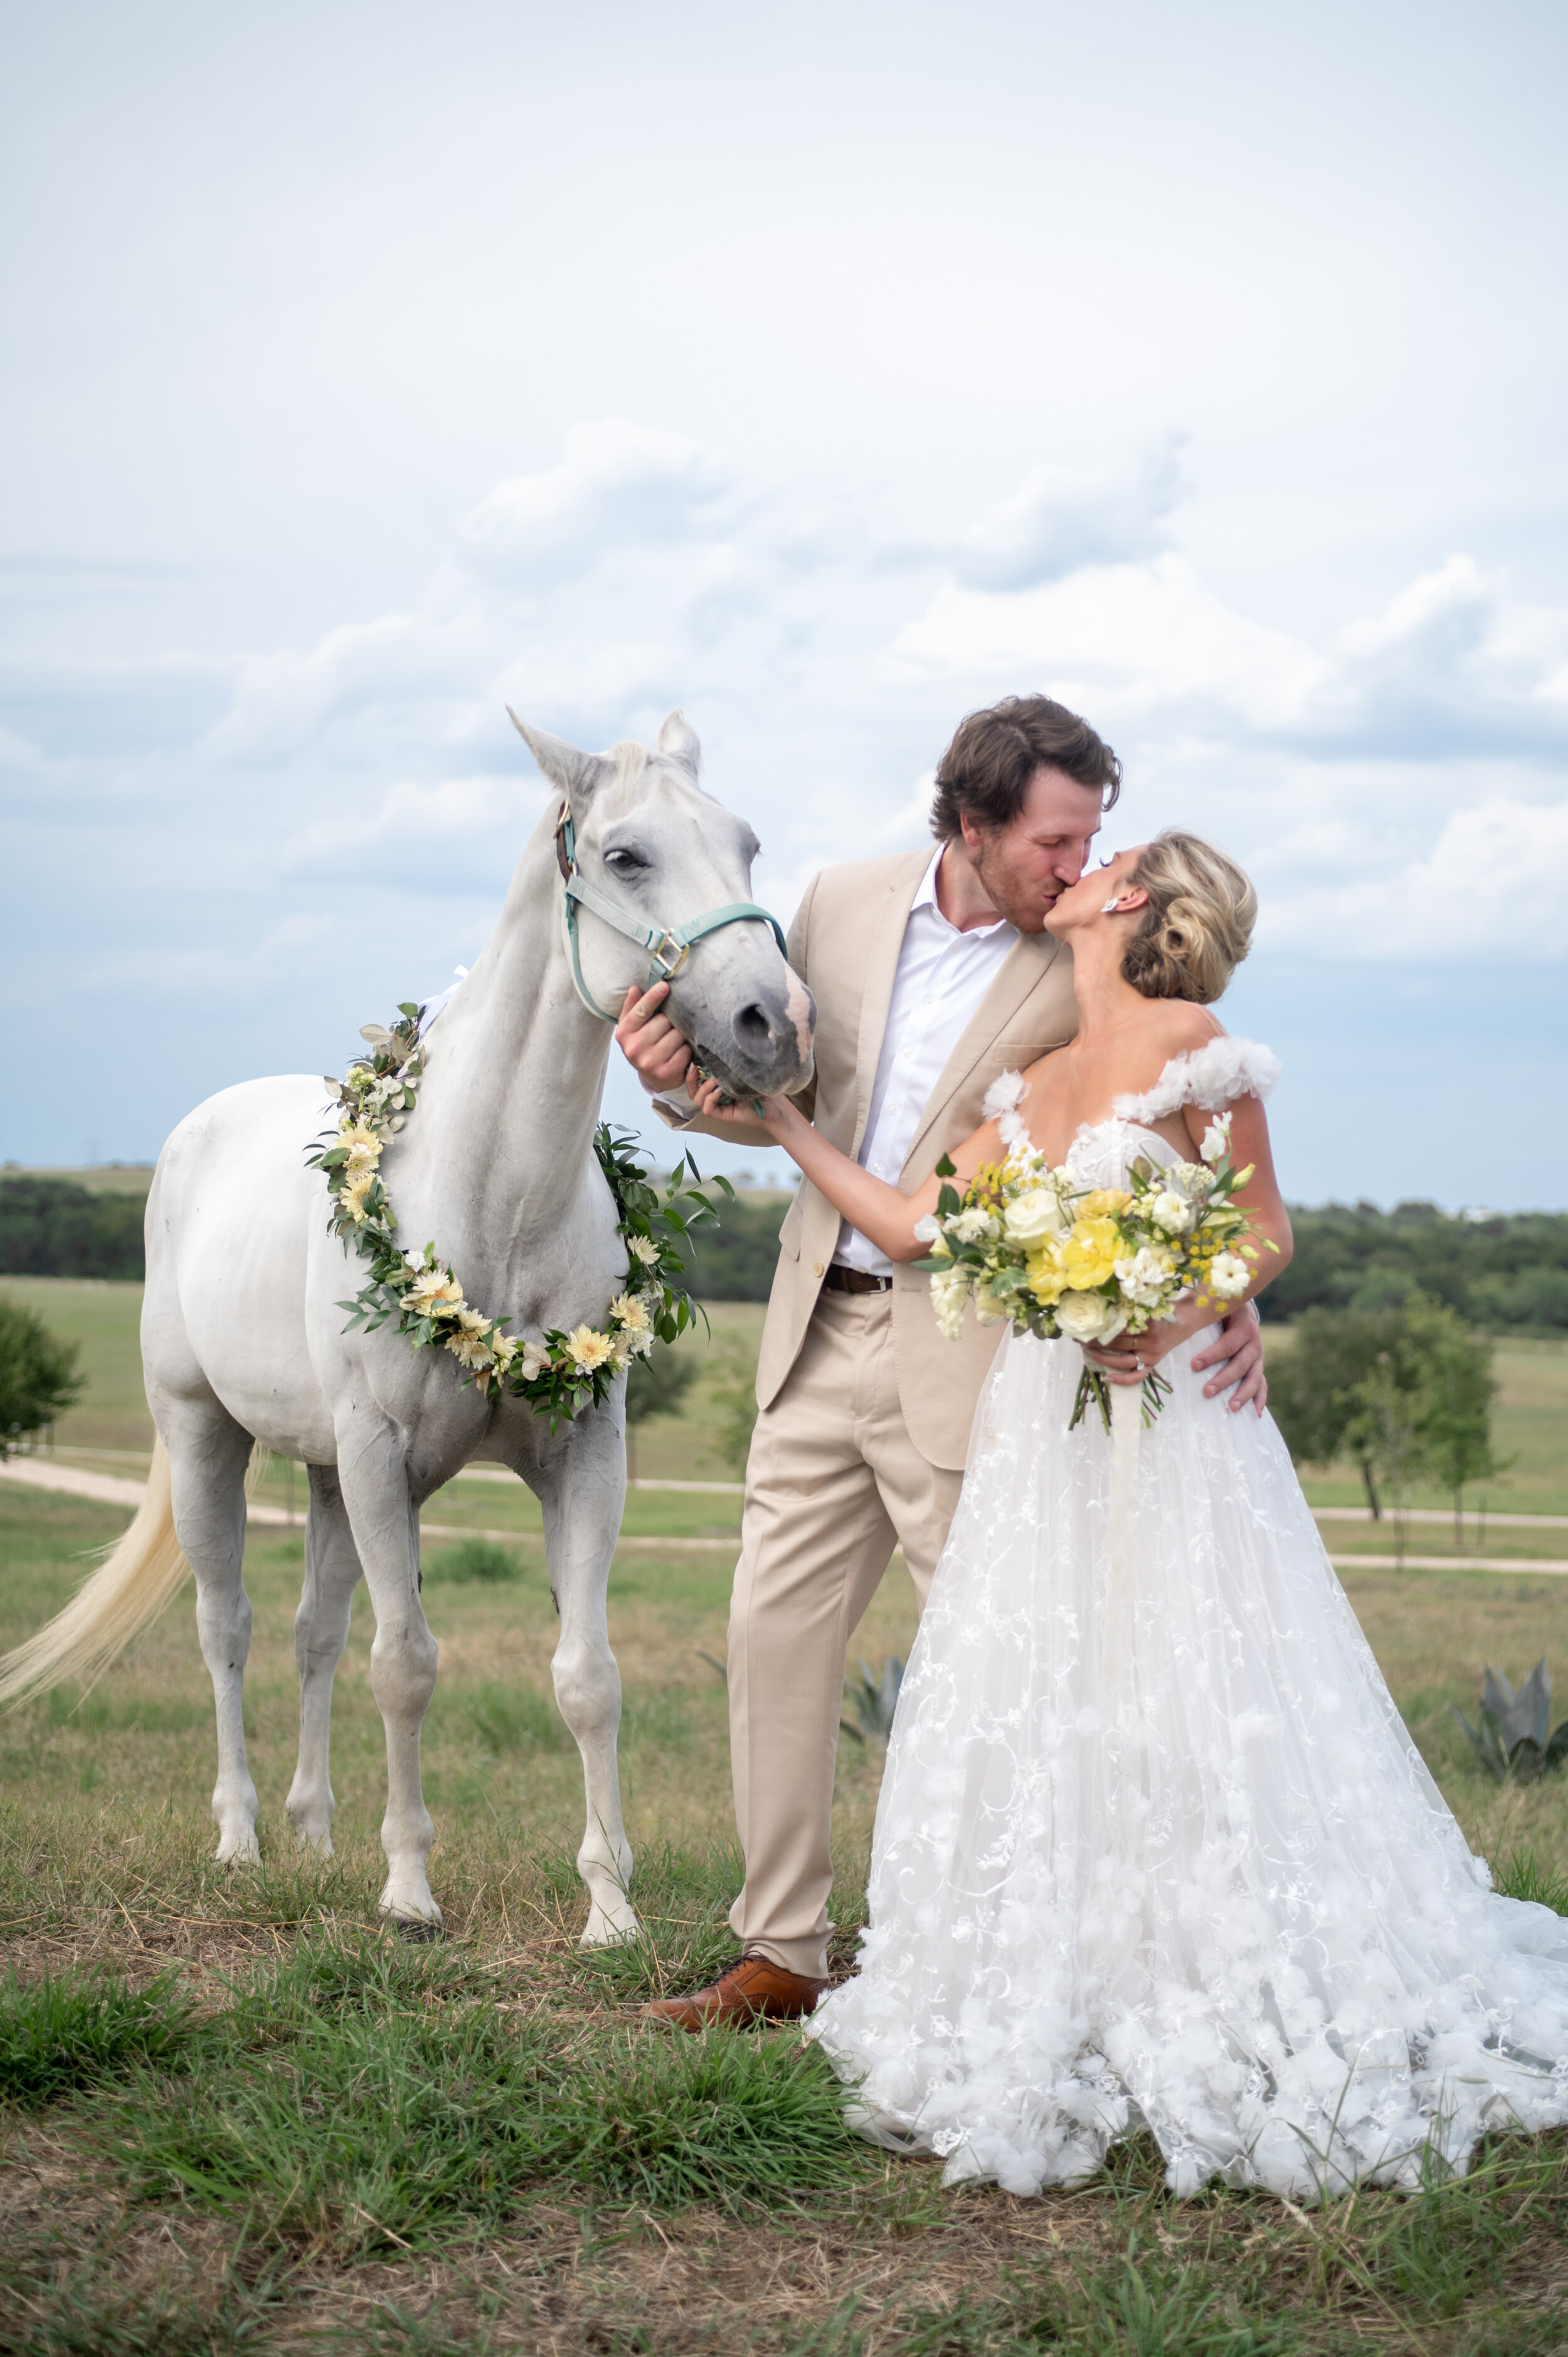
[4,0,1565,1205]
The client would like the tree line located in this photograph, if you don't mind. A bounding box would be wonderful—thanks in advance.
[6,1173,1567,1335]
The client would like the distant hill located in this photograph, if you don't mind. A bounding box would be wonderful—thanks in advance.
[0,1174,149,1279]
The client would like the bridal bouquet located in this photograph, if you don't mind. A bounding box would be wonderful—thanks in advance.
[915,1113,1267,1427]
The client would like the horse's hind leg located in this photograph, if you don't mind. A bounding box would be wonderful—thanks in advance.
[285,1465,363,1853]
[161,1407,262,1863]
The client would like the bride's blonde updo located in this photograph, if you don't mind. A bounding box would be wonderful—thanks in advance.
[1120,830,1258,1006]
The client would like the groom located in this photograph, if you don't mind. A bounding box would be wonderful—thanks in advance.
[616,694,1266,2026]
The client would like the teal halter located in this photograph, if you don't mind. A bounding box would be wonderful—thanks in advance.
[554,800,788,1024]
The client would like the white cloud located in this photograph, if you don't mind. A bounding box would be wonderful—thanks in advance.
[1264,797,1568,961]
[954,443,1185,593]
[460,419,729,585]
[889,554,1322,729]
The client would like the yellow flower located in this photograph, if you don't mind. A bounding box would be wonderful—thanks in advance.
[1078,1188,1132,1218]
[1027,1242,1067,1304]
[406,1266,465,1318]
[339,1120,383,1175]
[445,1308,495,1369]
[1060,1216,1120,1290]
[338,1166,377,1222]
[609,1292,652,1333]
[627,1235,661,1266]
[564,1325,615,1371]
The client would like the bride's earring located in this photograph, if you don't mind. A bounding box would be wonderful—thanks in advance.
[1101,897,1122,914]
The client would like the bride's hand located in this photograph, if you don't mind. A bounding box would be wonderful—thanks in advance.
[688,1073,802,1140]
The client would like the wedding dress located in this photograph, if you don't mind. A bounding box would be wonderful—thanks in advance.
[808,1038,1568,2200]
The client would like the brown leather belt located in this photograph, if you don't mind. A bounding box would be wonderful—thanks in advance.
[822,1264,893,1295]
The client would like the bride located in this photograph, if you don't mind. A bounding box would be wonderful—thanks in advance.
[690,829,1568,2201]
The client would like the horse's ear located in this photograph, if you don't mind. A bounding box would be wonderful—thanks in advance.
[656,708,701,776]
[507,709,613,804]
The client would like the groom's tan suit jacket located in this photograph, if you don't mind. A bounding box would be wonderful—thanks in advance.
[665,845,1080,1465]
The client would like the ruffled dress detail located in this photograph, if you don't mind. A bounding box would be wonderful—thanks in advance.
[808,1039,1568,2201]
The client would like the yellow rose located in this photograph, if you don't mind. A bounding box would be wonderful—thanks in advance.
[1060,1216,1120,1290]
[1078,1188,1132,1218]
[1027,1243,1067,1304]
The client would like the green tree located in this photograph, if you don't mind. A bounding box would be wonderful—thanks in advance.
[1267,1305,1411,1517]
[1340,1342,1432,1569]
[0,1299,85,1451]
[702,1332,760,1478]
[623,1341,699,1483]
[1402,1292,1507,1545]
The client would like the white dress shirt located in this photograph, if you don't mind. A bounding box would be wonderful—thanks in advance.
[835,845,1018,1278]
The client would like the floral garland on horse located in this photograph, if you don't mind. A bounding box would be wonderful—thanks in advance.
[307,1002,725,1426]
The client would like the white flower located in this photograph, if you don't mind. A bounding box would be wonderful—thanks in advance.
[1150,1190,1193,1236]
[1113,1246,1176,1309]
[608,1292,652,1333]
[1208,1251,1251,1298]
[1166,1162,1207,1196]
[445,1308,496,1369]
[1055,1290,1130,1345]
[951,1205,1000,1244]
[1200,1114,1232,1167]
[627,1234,661,1266]
[405,1265,465,1317]
[973,1284,1010,1326]
[911,1213,942,1244]
[517,1340,552,1382]
[930,1264,973,1340]
[1003,1187,1068,1245]
[564,1325,615,1370]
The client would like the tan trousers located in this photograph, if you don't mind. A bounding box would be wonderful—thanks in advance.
[726,1286,965,1979]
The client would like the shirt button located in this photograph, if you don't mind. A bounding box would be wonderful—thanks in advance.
[813,1261,824,1276]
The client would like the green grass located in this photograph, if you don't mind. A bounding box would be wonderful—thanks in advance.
[0,1964,195,2106]
[421,1537,524,1584]
[110,1968,871,2255]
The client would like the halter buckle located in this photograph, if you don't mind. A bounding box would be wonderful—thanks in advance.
[649,932,691,980]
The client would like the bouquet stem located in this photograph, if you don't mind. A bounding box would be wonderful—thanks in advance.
[1069,1364,1172,1436]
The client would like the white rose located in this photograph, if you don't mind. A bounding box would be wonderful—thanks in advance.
[1004,1187,1068,1244]
[929,1266,973,1340]
[1208,1251,1251,1298]
[911,1213,942,1244]
[1150,1190,1193,1236]
[1055,1290,1130,1345]
[1200,1114,1232,1167]
[1113,1246,1175,1310]
[951,1205,999,1244]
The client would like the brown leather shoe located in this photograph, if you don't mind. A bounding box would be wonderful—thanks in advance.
[641,1952,830,2032]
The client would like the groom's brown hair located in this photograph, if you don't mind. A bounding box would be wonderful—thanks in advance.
[931,695,1121,840]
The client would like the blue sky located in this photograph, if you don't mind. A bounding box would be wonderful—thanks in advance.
[3,1,1565,1205]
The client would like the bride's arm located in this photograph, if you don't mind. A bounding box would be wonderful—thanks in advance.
[1186,1091,1293,1303]
[687,1076,1024,1263]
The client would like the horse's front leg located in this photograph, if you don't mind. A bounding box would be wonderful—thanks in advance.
[334,1418,441,1924]
[536,1397,637,1947]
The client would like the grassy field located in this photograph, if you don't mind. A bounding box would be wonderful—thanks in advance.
[3,1284,1568,2349]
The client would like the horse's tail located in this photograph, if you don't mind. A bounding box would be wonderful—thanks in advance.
[0,1434,213,1712]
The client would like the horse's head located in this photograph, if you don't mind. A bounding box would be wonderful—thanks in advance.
[509,709,816,1101]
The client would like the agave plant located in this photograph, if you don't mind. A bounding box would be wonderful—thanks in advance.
[1453,1658,1568,1784]
[840,1656,904,1745]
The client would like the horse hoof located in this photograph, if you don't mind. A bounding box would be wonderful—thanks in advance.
[581,1907,640,1949]
[392,1916,445,1944]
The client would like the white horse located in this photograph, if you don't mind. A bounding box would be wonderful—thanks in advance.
[0,711,813,1938]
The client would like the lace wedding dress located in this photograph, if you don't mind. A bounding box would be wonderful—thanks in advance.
[808,1039,1568,2200]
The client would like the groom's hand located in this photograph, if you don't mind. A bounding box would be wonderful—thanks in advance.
[616,981,694,1096]
[1086,1298,1267,1416]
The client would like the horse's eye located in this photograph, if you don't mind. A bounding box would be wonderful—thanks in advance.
[603,848,647,874]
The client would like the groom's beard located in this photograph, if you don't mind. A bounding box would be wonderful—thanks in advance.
[971,840,1067,936]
